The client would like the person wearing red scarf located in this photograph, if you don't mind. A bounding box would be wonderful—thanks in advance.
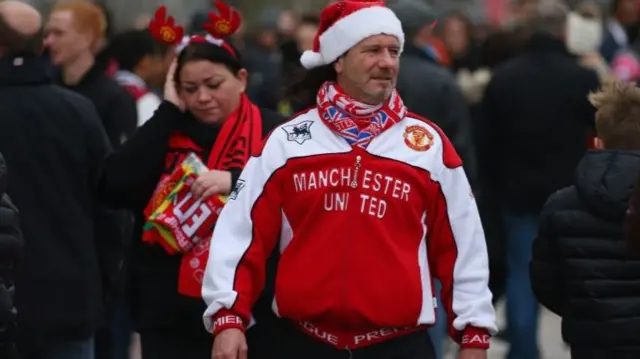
[95,3,283,359]
[203,1,497,359]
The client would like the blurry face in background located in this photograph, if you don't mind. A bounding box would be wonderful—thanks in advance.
[178,60,247,125]
[511,0,538,23]
[335,35,400,105]
[615,0,639,25]
[296,23,318,52]
[277,10,297,37]
[44,10,93,66]
[140,50,175,89]
[442,16,469,57]
[257,29,278,49]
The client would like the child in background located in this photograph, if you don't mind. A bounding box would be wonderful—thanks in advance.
[531,81,640,359]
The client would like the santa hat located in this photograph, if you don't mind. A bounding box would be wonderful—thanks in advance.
[300,0,404,69]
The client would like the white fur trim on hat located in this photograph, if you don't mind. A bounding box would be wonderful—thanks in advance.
[300,6,404,69]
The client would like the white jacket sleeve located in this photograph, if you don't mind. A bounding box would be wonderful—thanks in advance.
[426,141,497,349]
[201,137,284,335]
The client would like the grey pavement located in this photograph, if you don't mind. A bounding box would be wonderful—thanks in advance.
[445,304,570,359]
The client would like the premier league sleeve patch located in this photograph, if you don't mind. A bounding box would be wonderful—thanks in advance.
[282,121,313,144]
[229,179,246,200]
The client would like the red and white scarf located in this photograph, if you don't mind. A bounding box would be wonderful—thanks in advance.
[316,81,407,149]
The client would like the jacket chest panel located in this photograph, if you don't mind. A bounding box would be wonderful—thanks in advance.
[280,151,429,222]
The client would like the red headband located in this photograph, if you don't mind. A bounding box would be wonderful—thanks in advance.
[148,1,241,58]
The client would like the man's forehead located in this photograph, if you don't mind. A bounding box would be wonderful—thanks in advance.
[357,34,400,47]
[47,10,73,26]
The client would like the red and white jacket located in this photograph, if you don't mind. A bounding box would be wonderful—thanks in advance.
[114,70,161,127]
[202,108,497,349]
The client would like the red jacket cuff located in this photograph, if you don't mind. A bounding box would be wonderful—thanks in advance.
[212,309,245,336]
[460,326,491,349]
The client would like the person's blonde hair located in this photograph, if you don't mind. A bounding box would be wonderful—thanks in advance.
[575,1,601,19]
[589,81,640,150]
[52,0,106,41]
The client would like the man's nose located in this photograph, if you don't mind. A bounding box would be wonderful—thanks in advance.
[43,35,54,47]
[377,50,395,68]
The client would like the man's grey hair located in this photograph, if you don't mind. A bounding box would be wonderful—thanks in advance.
[528,0,570,37]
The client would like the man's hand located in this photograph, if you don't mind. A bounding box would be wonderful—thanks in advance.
[458,348,487,359]
[212,328,247,359]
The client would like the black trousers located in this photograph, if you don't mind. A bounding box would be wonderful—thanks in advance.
[274,321,436,359]
[140,327,212,359]
[139,323,277,359]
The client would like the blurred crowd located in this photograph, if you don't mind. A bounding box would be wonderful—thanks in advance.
[1,0,640,359]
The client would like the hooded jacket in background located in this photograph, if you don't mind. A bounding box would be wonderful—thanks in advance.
[531,150,640,358]
[0,153,21,359]
[0,55,112,352]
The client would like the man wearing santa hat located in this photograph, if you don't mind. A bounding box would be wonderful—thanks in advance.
[202,1,497,358]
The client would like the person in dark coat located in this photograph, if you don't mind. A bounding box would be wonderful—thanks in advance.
[390,0,476,183]
[0,2,113,359]
[480,2,600,358]
[0,153,22,359]
[388,3,478,357]
[531,81,640,359]
[44,3,137,358]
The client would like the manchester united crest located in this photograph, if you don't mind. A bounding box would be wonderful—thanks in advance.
[403,125,433,151]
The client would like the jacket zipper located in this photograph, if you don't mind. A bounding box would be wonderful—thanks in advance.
[342,152,362,345]
[351,155,362,188]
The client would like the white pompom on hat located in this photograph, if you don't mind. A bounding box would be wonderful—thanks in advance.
[300,0,405,69]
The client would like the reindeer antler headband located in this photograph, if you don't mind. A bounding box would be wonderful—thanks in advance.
[148,1,241,57]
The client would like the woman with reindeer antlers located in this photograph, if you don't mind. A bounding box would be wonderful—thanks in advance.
[96,2,283,358]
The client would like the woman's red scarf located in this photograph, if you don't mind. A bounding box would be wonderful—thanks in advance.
[143,94,262,297]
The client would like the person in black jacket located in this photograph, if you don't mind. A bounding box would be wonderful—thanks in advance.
[0,153,22,359]
[531,81,640,359]
[480,2,600,357]
[44,4,137,359]
[0,2,113,359]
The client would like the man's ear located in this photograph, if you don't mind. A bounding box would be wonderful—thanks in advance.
[594,137,605,149]
[334,57,344,75]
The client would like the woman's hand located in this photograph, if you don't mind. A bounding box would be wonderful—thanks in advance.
[191,170,232,200]
[164,59,184,111]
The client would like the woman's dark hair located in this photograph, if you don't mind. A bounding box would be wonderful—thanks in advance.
[174,40,244,85]
[286,64,337,109]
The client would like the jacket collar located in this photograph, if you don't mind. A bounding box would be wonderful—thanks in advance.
[114,70,147,89]
[525,34,572,57]
[55,60,105,88]
[0,55,51,86]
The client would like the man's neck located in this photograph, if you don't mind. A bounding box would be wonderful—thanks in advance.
[62,53,95,85]
[336,81,383,106]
